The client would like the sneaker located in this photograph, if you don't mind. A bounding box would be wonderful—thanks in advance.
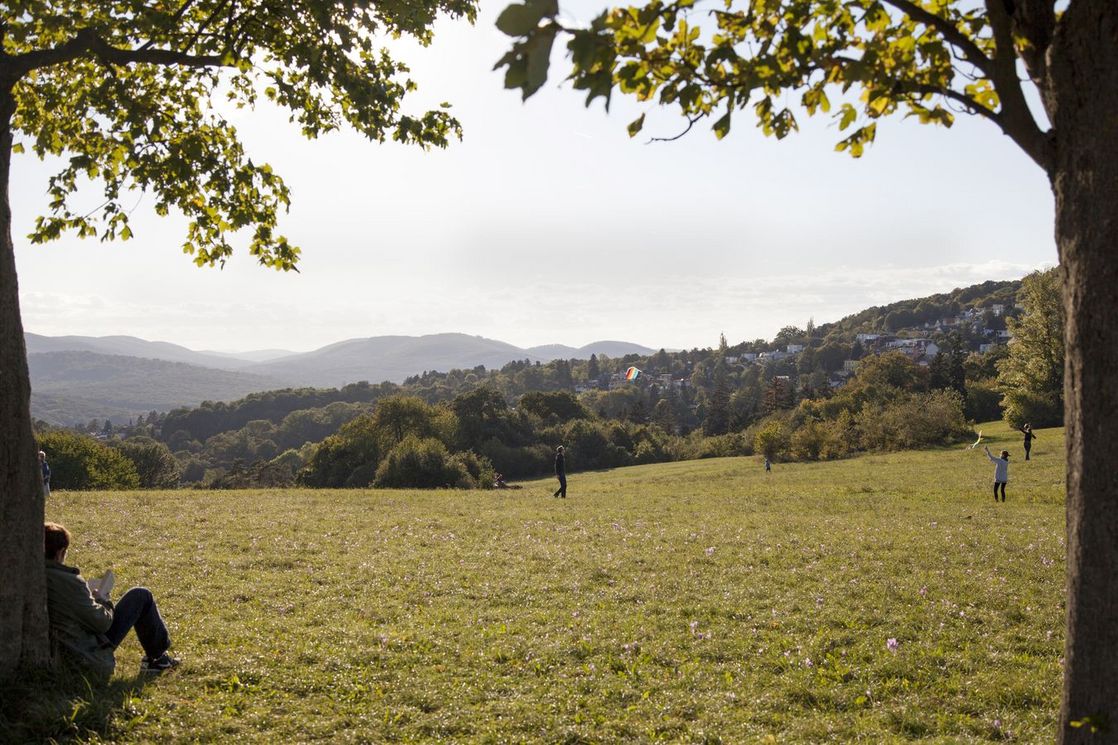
[141,653,180,673]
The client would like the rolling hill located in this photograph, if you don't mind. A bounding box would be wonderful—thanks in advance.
[28,351,285,426]
[25,333,656,423]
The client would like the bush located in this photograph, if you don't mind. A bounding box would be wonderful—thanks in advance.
[965,379,1003,423]
[39,431,140,490]
[1000,388,1062,430]
[857,390,971,451]
[753,419,790,461]
[112,437,180,488]
[374,436,475,489]
[298,414,380,488]
[475,439,552,479]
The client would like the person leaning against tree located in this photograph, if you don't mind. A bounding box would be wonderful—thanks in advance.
[553,445,567,498]
[44,522,179,676]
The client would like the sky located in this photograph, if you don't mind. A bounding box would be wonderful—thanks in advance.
[11,1,1057,354]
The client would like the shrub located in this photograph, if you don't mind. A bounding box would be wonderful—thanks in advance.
[39,431,140,490]
[965,379,1003,423]
[298,414,380,488]
[112,437,180,488]
[374,436,473,489]
[753,419,790,461]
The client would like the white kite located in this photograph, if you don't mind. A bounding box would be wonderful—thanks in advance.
[968,431,983,450]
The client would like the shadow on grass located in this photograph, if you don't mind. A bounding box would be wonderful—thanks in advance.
[0,662,157,743]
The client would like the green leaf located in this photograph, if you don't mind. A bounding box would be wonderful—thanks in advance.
[712,111,731,139]
[524,28,558,99]
[496,4,541,36]
[627,113,646,138]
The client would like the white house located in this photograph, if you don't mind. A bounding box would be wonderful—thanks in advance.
[785,344,805,354]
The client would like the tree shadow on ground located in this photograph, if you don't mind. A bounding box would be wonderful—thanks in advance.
[0,662,161,743]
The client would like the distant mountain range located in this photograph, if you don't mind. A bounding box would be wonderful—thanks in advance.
[26,332,655,425]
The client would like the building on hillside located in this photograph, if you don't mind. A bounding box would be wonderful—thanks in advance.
[785,344,805,354]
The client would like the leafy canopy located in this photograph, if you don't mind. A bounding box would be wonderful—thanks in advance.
[495,0,1052,166]
[4,0,477,269]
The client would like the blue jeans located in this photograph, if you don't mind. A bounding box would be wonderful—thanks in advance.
[105,587,171,659]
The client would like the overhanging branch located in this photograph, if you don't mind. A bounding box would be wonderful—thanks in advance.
[879,0,993,77]
[12,28,228,78]
[983,0,1052,171]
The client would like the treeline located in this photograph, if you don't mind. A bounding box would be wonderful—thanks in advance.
[34,273,1064,491]
[815,279,1019,337]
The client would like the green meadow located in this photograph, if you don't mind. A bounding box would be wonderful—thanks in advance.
[6,421,1066,743]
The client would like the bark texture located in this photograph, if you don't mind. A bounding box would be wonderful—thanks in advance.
[1051,1,1118,741]
[0,87,49,678]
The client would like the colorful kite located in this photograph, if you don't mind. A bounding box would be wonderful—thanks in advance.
[625,366,642,381]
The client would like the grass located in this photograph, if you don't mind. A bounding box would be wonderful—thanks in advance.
[5,420,1066,743]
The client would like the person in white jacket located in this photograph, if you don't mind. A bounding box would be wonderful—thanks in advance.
[984,446,1010,502]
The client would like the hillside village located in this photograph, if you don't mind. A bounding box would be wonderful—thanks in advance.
[587,297,1021,395]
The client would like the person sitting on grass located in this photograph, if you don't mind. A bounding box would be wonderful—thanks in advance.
[44,522,179,676]
[983,446,1010,503]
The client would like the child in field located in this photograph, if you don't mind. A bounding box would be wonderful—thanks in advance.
[1021,424,1037,460]
[984,446,1010,502]
[764,457,771,474]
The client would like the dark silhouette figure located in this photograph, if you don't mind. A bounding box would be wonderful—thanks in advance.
[553,446,567,498]
[1022,424,1037,461]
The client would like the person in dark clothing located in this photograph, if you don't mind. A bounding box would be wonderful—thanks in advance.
[1022,424,1037,461]
[553,445,567,498]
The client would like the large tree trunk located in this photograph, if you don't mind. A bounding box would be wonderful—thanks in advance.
[1051,2,1118,741]
[0,86,50,678]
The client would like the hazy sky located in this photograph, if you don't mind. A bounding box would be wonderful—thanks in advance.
[11,1,1056,354]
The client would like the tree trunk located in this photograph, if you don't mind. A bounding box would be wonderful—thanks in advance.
[1051,2,1118,741]
[0,85,50,678]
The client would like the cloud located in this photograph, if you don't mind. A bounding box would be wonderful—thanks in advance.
[19,259,1051,352]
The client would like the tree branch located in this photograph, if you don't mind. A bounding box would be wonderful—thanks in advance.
[1004,0,1056,87]
[13,28,227,77]
[900,82,1000,125]
[137,0,201,52]
[983,0,1052,171]
[648,114,702,143]
[879,0,993,77]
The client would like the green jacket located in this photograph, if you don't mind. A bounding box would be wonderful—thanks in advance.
[44,560,115,676]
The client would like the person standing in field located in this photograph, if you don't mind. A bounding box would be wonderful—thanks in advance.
[553,445,567,498]
[764,457,771,474]
[39,450,51,498]
[984,446,1010,502]
[1021,424,1037,461]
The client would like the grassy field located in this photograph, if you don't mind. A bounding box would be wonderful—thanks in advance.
[5,421,1066,743]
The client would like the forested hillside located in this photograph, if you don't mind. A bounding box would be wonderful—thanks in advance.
[35,274,1063,491]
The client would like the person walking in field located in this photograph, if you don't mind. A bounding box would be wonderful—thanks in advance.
[984,446,1010,502]
[553,445,567,498]
[1021,424,1037,461]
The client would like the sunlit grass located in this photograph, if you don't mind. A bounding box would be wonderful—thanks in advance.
[9,420,1064,742]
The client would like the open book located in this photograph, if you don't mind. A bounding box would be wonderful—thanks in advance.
[86,569,115,601]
